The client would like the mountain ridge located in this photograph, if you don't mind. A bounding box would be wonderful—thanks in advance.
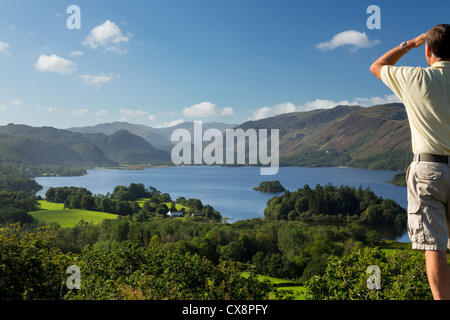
[234,103,411,170]
[0,103,413,172]
[0,124,171,168]
[68,121,238,148]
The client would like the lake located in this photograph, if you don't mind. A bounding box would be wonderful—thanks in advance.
[35,166,409,242]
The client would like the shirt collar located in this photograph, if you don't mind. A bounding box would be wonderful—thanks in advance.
[431,61,450,69]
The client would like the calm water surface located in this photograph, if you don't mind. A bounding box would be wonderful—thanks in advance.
[36,166,409,241]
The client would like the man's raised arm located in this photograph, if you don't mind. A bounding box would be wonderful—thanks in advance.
[370,33,427,79]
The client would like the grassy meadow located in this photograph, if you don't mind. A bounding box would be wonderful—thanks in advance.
[29,198,189,228]
[241,272,306,300]
[30,200,118,228]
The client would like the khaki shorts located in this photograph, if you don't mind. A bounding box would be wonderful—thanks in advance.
[407,160,450,251]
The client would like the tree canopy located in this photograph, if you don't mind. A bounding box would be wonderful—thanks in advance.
[264,184,406,226]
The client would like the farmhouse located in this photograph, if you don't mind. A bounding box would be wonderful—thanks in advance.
[192,211,204,217]
[166,210,184,218]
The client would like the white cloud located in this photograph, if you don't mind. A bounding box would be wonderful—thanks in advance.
[37,106,57,113]
[70,109,88,116]
[83,20,130,54]
[79,73,119,88]
[249,102,297,120]
[0,41,10,53]
[352,95,401,107]
[34,54,77,75]
[11,99,22,105]
[316,30,380,53]
[94,109,108,117]
[0,105,7,111]
[116,108,158,123]
[155,119,185,128]
[248,95,401,120]
[69,50,84,57]
[182,102,234,118]
[118,108,149,117]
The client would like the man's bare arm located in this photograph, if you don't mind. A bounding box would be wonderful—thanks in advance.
[370,33,427,79]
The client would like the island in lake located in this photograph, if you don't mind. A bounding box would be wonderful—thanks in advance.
[253,180,286,193]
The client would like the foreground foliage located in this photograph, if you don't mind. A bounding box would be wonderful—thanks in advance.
[306,247,432,300]
[0,223,434,300]
[0,224,71,299]
[0,224,273,300]
[69,241,273,300]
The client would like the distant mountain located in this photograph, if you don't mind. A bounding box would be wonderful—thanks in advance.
[0,124,115,167]
[156,121,238,139]
[237,103,412,170]
[0,103,413,172]
[68,121,237,148]
[83,130,171,164]
[0,131,87,166]
[0,124,170,168]
[68,122,171,147]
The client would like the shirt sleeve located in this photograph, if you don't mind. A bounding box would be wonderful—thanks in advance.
[380,65,423,103]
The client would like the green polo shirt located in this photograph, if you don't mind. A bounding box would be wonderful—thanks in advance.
[381,61,450,155]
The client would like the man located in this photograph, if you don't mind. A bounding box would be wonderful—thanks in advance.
[370,24,450,300]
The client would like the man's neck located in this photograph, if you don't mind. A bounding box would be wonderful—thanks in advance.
[430,56,450,65]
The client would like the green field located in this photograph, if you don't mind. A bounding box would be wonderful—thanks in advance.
[136,198,189,211]
[30,201,118,228]
[241,272,306,300]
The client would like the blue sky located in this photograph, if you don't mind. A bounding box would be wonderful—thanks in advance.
[0,0,448,129]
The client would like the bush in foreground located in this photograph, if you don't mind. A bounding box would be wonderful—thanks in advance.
[305,247,432,300]
[0,224,273,300]
[67,241,273,300]
[0,224,72,299]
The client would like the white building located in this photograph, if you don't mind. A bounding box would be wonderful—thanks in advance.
[166,210,184,218]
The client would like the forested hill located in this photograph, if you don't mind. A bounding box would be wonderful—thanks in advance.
[239,103,412,170]
[0,124,171,169]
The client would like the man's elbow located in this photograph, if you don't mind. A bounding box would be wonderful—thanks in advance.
[370,63,382,80]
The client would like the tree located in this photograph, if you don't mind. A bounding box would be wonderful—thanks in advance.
[67,194,82,209]
[158,193,171,203]
[155,203,169,216]
[45,187,56,202]
[128,183,149,199]
[0,224,72,300]
[115,201,134,216]
[306,247,432,300]
[277,225,307,261]
[81,195,95,211]
[264,184,406,225]
[67,241,274,300]
[100,197,114,213]
[0,208,34,224]
[253,181,286,193]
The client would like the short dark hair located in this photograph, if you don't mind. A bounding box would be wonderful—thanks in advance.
[427,24,450,59]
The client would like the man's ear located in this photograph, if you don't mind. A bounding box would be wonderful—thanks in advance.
[425,44,433,65]
[426,44,433,58]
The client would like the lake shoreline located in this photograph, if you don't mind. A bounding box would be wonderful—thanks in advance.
[35,166,409,242]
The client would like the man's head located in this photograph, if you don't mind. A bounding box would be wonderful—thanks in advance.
[426,24,450,62]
